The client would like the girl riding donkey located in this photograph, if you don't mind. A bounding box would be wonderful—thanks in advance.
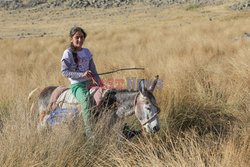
[61,26,103,137]
[32,26,161,137]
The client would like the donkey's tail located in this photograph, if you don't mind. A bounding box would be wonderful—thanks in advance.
[28,87,40,102]
[28,87,41,114]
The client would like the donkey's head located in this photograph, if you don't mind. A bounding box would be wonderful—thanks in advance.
[134,76,161,133]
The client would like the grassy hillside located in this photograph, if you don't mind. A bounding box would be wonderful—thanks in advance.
[0,2,250,166]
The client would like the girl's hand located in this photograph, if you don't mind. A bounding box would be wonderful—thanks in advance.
[82,70,92,78]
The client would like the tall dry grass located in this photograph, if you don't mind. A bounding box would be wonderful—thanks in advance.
[0,4,250,167]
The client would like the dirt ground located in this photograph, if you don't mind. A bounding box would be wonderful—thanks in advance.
[0,3,243,39]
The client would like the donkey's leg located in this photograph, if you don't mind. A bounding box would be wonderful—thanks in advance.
[108,112,119,130]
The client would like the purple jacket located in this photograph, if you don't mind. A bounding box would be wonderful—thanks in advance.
[61,48,100,84]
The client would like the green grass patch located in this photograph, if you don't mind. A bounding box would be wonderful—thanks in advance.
[186,4,201,11]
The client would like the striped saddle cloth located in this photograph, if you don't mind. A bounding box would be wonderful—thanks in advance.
[45,86,102,126]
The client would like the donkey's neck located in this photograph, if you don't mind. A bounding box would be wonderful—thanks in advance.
[115,90,138,104]
[114,90,139,118]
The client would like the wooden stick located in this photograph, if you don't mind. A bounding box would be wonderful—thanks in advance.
[98,67,145,76]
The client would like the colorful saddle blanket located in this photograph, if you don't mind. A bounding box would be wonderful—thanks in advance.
[45,87,101,126]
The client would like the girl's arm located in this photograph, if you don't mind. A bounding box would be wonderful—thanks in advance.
[89,59,103,87]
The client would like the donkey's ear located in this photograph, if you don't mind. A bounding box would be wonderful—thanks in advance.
[149,75,159,92]
[138,79,146,96]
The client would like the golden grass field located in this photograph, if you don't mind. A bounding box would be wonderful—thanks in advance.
[0,1,250,166]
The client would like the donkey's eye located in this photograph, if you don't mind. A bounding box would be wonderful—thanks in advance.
[145,101,150,105]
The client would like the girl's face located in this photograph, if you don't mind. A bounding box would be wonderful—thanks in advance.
[71,31,85,51]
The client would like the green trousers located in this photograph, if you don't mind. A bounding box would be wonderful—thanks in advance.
[70,81,91,136]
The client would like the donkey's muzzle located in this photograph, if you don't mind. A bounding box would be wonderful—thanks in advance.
[153,125,160,133]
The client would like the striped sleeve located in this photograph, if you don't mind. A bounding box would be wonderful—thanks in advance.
[61,50,85,80]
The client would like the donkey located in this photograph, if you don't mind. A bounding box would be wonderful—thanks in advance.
[34,76,161,133]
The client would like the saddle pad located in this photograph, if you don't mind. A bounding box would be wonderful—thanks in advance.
[45,88,111,126]
[45,107,78,126]
[56,88,98,109]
